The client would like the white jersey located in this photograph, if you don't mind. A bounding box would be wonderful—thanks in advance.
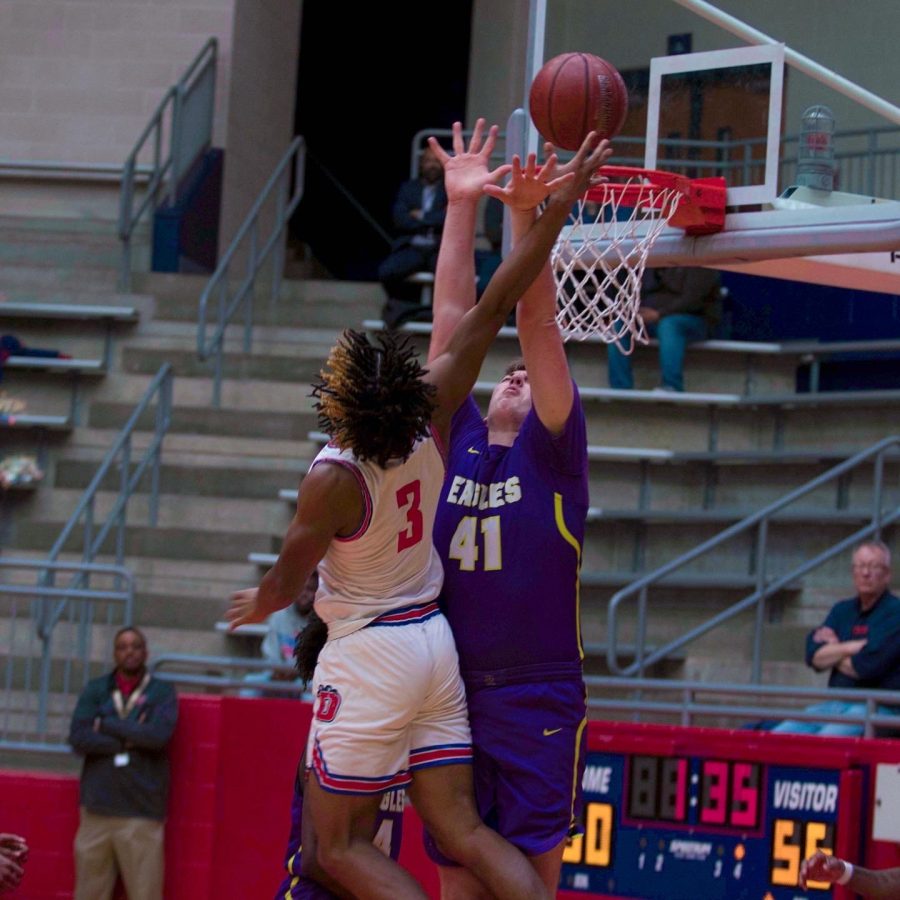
[312,431,446,640]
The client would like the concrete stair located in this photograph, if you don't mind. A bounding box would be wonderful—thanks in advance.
[2,202,897,720]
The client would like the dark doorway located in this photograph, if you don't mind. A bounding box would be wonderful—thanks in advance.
[291,4,473,281]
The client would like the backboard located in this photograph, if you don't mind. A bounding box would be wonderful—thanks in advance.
[521,0,900,295]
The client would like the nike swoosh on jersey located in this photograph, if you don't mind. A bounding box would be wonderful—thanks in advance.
[543,727,562,736]
[467,447,480,455]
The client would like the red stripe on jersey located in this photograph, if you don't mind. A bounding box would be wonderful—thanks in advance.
[409,744,473,769]
[312,739,411,795]
[374,601,439,624]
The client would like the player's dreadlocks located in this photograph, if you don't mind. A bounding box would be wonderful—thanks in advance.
[293,608,328,684]
[310,329,436,468]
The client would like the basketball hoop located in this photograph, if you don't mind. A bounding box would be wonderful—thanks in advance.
[553,166,726,348]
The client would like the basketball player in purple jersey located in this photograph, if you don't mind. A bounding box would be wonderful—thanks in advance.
[275,756,405,900]
[425,123,613,897]
[227,128,608,900]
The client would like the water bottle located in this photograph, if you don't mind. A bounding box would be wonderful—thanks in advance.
[796,105,836,191]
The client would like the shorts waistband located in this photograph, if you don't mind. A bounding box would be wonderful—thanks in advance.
[369,601,441,627]
[462,660,584,691]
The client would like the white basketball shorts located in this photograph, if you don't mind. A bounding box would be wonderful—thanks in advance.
[307,602,472,794]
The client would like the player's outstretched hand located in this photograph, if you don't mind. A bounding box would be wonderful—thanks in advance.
[226,587,266,630]
[428,118,511,203]
[483,151,572,212]
[799,850,845,889]
[554,133,614,204]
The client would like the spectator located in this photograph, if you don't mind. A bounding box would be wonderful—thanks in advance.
[607,266,721,392]
[69,627,178,900]
[773,540,900,736]
[801,849,900,898]
[0,833,27,894]
[241,569,318,697]
[378,145,447,329]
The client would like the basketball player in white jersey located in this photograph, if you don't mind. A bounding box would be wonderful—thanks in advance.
[226,123,609,900]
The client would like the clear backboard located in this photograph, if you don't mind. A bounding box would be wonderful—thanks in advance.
[522,0,900,296]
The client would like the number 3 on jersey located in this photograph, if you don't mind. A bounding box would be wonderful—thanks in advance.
[448,515,501,571]
[396,481,423,551]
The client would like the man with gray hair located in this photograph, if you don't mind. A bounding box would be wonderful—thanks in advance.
[774,540,900,735]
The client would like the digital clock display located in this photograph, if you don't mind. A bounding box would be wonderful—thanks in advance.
[626,755,761,830]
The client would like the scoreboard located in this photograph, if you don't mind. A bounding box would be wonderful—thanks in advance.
[559,725,866,900]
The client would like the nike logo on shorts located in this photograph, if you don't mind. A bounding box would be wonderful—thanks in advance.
[543,727,562,736]
[467,447,480,455]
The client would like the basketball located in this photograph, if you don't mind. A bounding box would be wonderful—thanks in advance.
[529,52,628,151]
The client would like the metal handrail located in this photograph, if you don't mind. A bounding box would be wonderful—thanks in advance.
[43,363,173,577]
[196,135,307,407]
[118,37,217,291]
[608,435,900,680]
[1,559,134,750]
[151,653,307,695]
[20,365,172,738]
[147,654,900,738]
[583,676,900,739]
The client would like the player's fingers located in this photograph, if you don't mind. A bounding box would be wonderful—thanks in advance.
[541,152,559,181]
[468,117,485,154]
[427,135,450,165]
[486,163,512,183]
[510,154,523,179]
[545,172,575,191]
[524,152,538,177]
[481,123,500,159]
[451,121,465,155]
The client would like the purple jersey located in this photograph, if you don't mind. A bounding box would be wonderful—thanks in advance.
[276,765,405,899]
[433,388,589,679]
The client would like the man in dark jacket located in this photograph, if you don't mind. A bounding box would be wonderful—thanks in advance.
[69,627,177,900]
[378,144,448,328]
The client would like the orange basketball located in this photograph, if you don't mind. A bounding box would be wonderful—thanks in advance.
[529,52,628,151]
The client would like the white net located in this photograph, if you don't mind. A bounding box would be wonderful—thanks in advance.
[552,175,683,350]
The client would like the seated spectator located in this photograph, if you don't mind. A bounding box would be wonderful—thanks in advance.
[378,145,447,329]
[0,833,28,894]
[773,540,900,736]
[607,266,721,392]
[240,569,317,698]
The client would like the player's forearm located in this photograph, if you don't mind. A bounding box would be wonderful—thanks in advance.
[849,865,900,898]
[429,198,479,362]
[811,642,856,671]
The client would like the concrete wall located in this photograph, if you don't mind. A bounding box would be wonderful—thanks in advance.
[217,0,301,255]
[0,0,236,165]
[468,0,899,139]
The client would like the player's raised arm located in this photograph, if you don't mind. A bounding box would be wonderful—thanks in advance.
[225,462,362,629]
[426,119,510,363]
[487,138,610,434]
[426,132,609,437]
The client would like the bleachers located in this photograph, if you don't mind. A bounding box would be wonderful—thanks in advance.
[1,212,896,691]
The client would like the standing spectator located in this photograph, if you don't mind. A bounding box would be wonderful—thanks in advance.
[69,627,178,900]
[0,833,27,893]
[773,540,900,735]
[607,266,721,392]
[378,145,447,329]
